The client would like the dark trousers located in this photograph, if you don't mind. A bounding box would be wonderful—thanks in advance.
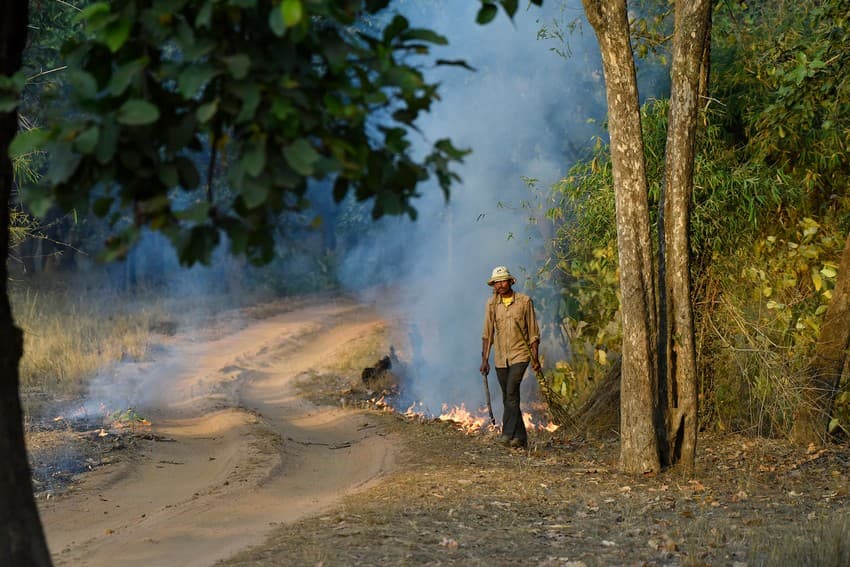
[496,361,528,443]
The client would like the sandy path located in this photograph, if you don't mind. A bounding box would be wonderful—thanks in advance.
[39,297,397,567]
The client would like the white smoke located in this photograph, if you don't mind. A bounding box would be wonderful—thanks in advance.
[339,0,606,412]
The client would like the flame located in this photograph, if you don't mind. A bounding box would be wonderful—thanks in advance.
[368,397,559,435]
[523,411,560,433]
[438,403,489,434]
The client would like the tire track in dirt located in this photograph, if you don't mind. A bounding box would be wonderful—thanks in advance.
[39,297,397,567]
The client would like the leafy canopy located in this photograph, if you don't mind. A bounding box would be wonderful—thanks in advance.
[10,0,499,266]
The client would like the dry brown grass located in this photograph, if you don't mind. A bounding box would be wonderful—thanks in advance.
[14,284,163,398]
[11,272,283,406]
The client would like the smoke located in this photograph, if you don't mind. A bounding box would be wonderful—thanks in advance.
[55,1,609,424]
[338,0,606,414]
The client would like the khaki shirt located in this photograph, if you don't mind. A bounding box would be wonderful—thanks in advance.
[482,292,540,368]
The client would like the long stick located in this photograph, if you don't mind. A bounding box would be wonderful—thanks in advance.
[481,370,496,426]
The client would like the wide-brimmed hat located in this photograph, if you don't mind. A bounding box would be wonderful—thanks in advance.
[487,266,515,286]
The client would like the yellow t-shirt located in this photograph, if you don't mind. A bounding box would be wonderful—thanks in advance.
[501,294,515,307]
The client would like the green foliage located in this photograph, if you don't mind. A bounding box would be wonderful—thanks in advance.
[712,0,850,208]
[536,56,849,435]
[703,217,846,435]
[14,0,470,266]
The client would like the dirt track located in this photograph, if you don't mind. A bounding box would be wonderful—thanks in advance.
[38,297,397,567]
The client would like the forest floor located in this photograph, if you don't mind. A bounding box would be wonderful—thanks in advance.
[27,294,850,567]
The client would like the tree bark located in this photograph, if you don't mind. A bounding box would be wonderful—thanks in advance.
[792,231,850,446]
[1,2,52,565]
[583,0,661,474]
[658,0,712,472]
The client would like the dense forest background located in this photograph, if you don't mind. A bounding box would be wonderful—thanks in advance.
[10,0,850,440]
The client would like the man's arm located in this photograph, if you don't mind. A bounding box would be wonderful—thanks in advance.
[481,300,493,375]
[480,337,491,376]
[530,339,541,373]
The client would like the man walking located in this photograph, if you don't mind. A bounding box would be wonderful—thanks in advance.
[480,266,541,448]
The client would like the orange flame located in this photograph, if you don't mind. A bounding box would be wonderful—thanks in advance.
[438,403,490,434]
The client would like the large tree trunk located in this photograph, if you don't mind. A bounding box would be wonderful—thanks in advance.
[658,0,712,472]
[1,2,52,565]
[582,0,661,474]
[792,231,850,446]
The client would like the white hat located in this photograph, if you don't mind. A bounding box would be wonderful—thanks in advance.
[487,266,515,286]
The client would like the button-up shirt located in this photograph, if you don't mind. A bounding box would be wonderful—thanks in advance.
[482,292,540,368]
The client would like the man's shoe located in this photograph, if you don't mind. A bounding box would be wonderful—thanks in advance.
[509,438,526,448]
[498,435,511,445]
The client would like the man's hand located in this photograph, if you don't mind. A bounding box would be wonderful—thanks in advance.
[480,361,490,376]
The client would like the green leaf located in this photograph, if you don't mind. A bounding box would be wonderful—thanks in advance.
[500,0,518,18]
[68,70,99,101]
[196,99,219,123]
[9,128,49,158]
[240,178,269,209]
[178,64,220,99]
[220,54,251,79]
[821,266,838,278]
[22,184,53,218]
[95,119,119,164]
[45,146,81,185]
[378,191,404,215]
[281,0,303,27]
[268,6,286,36]
[117,99,160,125]
[195,0,214,28]
[829,417,840,433]
[243,134,267,177]
[74,2,110,24]
[74,126,100,154]
[232,82,261,123]
[283,139,319,176]
[102,17,132,52]
[0,93,17,113]
[400,28,448,46]
[384,15,409,41]
[176,200,211,223]
[476,3,498,25]
[107,57,149,96]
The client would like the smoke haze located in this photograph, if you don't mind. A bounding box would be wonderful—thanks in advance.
[339,0,606,414]
[53,1,609,423]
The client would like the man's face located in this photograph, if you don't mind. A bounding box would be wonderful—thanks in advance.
[493,279,513,296]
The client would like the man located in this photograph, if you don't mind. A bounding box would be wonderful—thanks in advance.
[480,266,541,448]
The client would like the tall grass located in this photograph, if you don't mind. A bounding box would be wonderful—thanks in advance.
[10,270,282,405]
[12,280,167,398]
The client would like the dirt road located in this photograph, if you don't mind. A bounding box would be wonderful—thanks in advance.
[39,297,397,567]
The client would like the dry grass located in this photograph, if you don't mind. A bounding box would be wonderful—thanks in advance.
[14,284,164,398]
[224,361,850,567]
[11,271,283,407]
[749,510,850,567]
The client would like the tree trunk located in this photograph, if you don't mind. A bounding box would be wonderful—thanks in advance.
[658,0,712,472]
[583,0,661,474]
[1,2,52,565]
[792,231,850,446]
